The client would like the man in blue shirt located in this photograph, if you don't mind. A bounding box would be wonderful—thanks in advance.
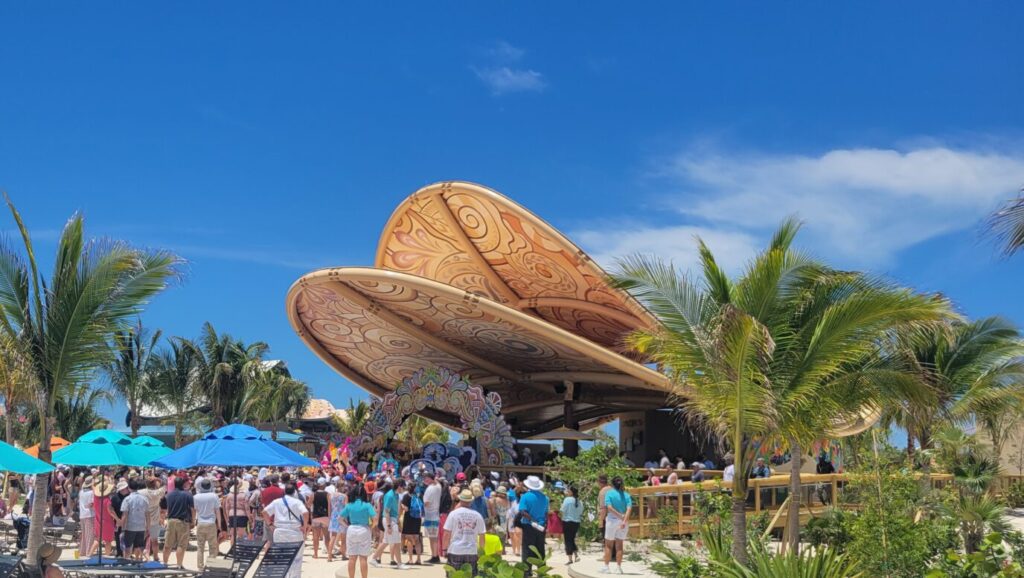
[518,476,550,576]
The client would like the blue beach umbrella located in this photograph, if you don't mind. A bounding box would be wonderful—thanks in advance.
[0,440,54,474]
[149,424,317,469]
[132,435,172,464]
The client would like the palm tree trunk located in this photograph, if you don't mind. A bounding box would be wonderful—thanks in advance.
[4,399,12,444]
[786,439,802,554]
[906,429,915,461]
[174,422,182,449]
[730,494,748,566]
[130,406,140,437]
[25,415,52,572]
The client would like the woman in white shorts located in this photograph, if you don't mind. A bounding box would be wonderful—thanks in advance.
[602,476,632,574]
[341,485,376,578]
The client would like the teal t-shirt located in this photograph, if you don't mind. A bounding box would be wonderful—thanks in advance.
[383,489,400,518]
[341,500,376,526]
[604,489,632,514]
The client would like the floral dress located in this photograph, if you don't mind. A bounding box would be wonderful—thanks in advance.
[328,492,348,534]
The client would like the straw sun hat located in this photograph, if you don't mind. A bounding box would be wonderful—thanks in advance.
[93,476,115,497]
[38,543,62,566]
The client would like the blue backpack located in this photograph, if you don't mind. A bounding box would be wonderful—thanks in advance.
[409,495,424,519]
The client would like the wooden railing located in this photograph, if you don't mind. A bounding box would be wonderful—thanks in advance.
[480,466,1023,539]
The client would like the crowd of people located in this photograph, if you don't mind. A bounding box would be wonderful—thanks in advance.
[0,457,644,578]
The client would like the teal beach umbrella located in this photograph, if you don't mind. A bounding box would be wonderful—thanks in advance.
[132,435,171,464]
[0,440,54,474]
[53,430,153,467]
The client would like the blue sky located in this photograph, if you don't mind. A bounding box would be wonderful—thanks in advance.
[1,3,1023,430]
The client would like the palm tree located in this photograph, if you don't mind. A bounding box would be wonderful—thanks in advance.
[333,398,372,438]
[243,368,311,440]
[152,340,205,448]
[986,192,1024,256]
[106,320,162,436]
[613,219,950,556]
[183,322,268,426]
[0,334,30,444]
[397,415,449,454]
[0,197,179,564]
[891,317,1024,455]
[53,383,112,441]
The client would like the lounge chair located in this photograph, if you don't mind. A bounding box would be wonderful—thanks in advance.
[251,542,302,578]
[225,539,264,578]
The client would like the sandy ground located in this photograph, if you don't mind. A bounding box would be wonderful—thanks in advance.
[50,535,661,578]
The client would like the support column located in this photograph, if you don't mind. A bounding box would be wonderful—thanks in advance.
[563,381,579,458]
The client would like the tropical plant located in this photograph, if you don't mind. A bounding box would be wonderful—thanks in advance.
[106,320,161,436]
[333,398,371,438]
[712,545,863,578]
[945,495,1010,554]
[546,433,641,542]
[928,531,1024,577]
[0,334,30,444]
[613,219,950,556]
[444,547,561,578]
[182,322,269,426]
[0,197,179,563]
[888,317,1024,457]
[243,367,311,440]
[396,414,449,454]
[648,543,703,578]
[986,193,1024,257]
[151,339,206,448]
[801,507,853,553]
[53,383,112,440]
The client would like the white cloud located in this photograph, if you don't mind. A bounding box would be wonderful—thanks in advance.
[473,67,545,95]
[577,225,760,276]
[473,41,545,96]
[581,145,1024,272]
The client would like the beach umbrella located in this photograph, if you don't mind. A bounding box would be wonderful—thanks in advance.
[24,436,71,458]
[525,426,598,442]
[132,436,172,464]
[53,430,153,467]
[0,439,54,474]
[149,424,317,469]
[131,435,167,448]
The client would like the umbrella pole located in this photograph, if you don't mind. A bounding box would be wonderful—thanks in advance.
[231,467,238,554]
[97,467,103,566]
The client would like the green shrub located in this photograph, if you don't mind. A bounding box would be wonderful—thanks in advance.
[649,543,703,578]
[711,545,862,578]
[926,532,1024,578]
[445,547,562,578]
[801,507,852,553]
[1006,481,1024,508]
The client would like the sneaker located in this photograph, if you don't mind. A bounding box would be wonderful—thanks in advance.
[370,559,381,568]
[599,567,611,574]
[390,561,399,567]
[397,564,410,570]
[428,557,441,564]
[617,567,624,574]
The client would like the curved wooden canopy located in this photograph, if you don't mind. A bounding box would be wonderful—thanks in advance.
[286,267,670,435]
[375,181,658,353]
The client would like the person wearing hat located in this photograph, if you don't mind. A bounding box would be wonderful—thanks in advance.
[38,543,64,578]
[262,483,309,578]
[77,476,95,558]
[194,479,222,569]
[442,489,487,576]
[420,471,442,564]
[518,476,549,576]
[90,476,117,557]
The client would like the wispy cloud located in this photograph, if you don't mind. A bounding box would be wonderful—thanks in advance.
[472,41,546,96]
[577,143,1024,273]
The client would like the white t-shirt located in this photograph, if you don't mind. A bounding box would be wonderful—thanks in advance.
[264,495,308,530]
[723,465,735,482]
[422,484,442,520]
[443,507,486,556]
[659,456,671,468]
[79,489,95,519]
[194,492,221,525]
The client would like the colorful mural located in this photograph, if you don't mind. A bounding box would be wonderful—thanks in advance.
[353,366,516,465]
